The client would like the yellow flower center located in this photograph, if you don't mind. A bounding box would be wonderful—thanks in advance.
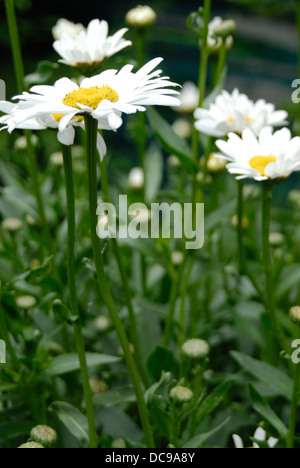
[62,86,119,111]
[228,117,234,124]
[52,113,84,123]
[245,117,253,123]
[249,155,276,176]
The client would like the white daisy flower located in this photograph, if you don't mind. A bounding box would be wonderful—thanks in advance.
[53,19,132,68]
[5,57,180,131]
[216,127,300,182]
[233,427,279,448]
[194,89,288,138]
[176,82,199,114]
[0,101,107,158]
[52,18,85,41]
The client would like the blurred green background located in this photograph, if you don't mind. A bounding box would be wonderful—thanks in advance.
[0,0,297,105]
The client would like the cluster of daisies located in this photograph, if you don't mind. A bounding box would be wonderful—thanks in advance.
[0,13,180,158]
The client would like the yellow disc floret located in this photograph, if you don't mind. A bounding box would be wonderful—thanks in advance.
[249,155,276,176]
[62,86,118,111]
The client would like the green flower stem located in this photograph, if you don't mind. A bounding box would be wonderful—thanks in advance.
[237,180,245,274]
[61,144,98,449]
[215,39,227,86]
[179,257,194,348]
[261,183,288,353]
[296,0,300,80]
[4,0,50,258]
[0,285,20,371]
[287,359,300,448]
[99,157,150,388]
[84,116,155,448]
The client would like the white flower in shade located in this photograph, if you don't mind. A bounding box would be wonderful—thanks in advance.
[3,58,180,156]
[208,17,234,50]
[125,5,157,28]
[128,167,144,190]
[176,82,199,113]
[52,18,85,41]
[53,19,132,68]
[233,427,279,448]
[194,89,288,138]
[216,127,300,182]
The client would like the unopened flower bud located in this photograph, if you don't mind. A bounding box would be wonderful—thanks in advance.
[52,18,84,41]
[126,5,157,28]
[168,155,181,168]
[25,214,37,227]
[170,386,194,403]
[172,251,184,266]
[269,232,285,247]
[94,315,110,332]
[30,425,57,448]
[213,19,237,38]
[182,339,210,360]
[289,190,300,207]
[89,377,109,395]
[2,218,22,233]
[19,442,45,449]
[290,306,300,326]
[128,167,144,190]
[112,439,126,448]
[16,295,37,310]
[172,119,193,139]
[14,134,38,150]
[50,152,64,166]
[203,153,227,173]
[231,215,249,230]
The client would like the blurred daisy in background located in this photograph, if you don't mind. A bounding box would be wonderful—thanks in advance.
[194,89,288,137]
[216,127,300,182]
[233,427,279,448]
[176,81,199,114]
[52,18,85,41]
[53,19,132,68]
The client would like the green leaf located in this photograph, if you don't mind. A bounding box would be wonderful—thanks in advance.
[93,392,136,407]
[145,145,164,203]
[147,107,197,173]
[276,266,300,300]
[249,384,288,439]
[231,351,293,400]
[197,380,235,424]
[50,402,89,448]
[145,371,172,405]
[147,346,176,381]
[183,417,230,448]
[47,353,121,376]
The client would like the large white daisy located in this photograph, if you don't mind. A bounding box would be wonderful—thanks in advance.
[53,19,132,68]
[0,102,107,158]
[5,58,180,131]
[216,127,300,182]
[194,89,288,137]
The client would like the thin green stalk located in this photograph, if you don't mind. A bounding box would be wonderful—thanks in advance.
[164,257,187,347]
[237,180,245,275]
[0,286,20,371]
[296,0,300,80]
[261,183,288,353]
[287,360,300,448]
[215,39,227,86]
[84,116,155,448]
[4,0,51,258]
[62,144,98,449]
[179,257,194,348]
[99,157,150,388]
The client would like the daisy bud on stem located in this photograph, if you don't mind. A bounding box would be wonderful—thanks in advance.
[170,386,194,404]
[30,425,57,448]
[126,5,157,29]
